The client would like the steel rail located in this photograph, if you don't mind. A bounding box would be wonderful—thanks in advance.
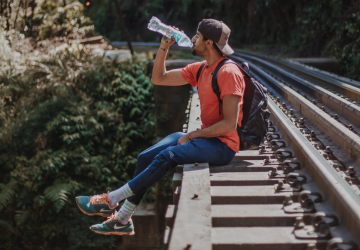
[232,53,360,129]
[265,95,360,244]
[228,54,360,242]
[235,49,360,92]
[235,49,360,100]
[287,59,360,88]
[230,55,360,166]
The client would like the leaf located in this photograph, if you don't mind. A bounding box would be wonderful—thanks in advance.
[15,211,30,227]
[0,180,17,212]
[44,181,71,213]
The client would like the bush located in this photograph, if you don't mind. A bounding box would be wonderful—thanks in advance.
[35,1,95,40]
[334,10,360,80]
[0,32,155,249]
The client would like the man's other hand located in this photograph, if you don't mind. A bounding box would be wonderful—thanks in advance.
[161,36,175,48]
[177,134,192,145]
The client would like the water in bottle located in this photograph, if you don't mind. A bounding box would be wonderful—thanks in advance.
[147,16,193,48]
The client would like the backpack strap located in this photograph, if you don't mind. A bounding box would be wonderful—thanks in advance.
[213,59,255,127]
[212,58,230,115]
[196,62,206,82]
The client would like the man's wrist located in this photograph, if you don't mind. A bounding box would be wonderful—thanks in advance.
[188,132,194,140]
[160,46,168,51]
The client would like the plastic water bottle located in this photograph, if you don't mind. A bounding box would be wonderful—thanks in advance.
[147,16,193,48]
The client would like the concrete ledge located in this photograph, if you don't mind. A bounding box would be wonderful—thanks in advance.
[168,163,212,250]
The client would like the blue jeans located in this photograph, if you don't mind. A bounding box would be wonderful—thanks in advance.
[127,132,236,205]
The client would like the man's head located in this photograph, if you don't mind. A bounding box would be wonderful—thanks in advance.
[191,19,234,57]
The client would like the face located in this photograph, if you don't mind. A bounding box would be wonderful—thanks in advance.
[191,31,207,56]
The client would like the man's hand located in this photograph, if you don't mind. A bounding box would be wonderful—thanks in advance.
[161,36,175,49]
[177,133,192,145]
[160,26,183,50]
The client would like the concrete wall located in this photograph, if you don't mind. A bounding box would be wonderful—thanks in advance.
[148,59,196,139]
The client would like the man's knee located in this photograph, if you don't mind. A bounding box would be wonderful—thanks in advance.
[173,132,186,137]
[153,149,176,171]
[134,152,151,176]
[137,151,146,163]
[168,132,186,141]
[157,145,186,168]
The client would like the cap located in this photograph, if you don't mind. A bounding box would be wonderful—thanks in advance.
[197,19,234,55]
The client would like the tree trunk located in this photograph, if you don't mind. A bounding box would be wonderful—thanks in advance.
[0,0,4,16]
[14,0,22,30]
[28,0,35,36]
[23,0,27,31]
[113,0,134,55]
[6,0,11,30]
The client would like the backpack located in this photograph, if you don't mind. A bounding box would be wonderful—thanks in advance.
[196,58,270,151]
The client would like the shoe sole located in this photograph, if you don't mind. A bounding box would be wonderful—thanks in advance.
[75,198,112,218]
[90,229,135,236]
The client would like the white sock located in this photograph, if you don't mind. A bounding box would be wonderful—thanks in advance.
[108,183,134,208]
[116,199,137,225]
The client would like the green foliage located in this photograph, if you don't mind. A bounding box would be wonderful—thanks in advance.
[1,0,95,40]
[0,38,155,249]
[35,1,95,40]
[291,0,342,55]
[80,0,249,44]
[334,8,360,80]
[290,0,360,80]
[81,0,360,80]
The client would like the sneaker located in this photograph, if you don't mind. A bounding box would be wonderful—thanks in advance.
[90,212,135,236]
[75,191,118,217]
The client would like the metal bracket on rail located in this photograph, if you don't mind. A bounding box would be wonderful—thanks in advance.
[269,170,307,182]
[327,159,342,171]
[294,212,339,239]
[343,166,359,186]
[321,146,337,160]
[266,132,281,141]
[279,158,301,173]
[268,126,276,132]
[258,145,273,154]
[275,149,293,161]
[269,140,286,151]
[268,167,282,178]
[264,158,300,173]
[274,179,303,192]
[285,173,307,184]
[295,117,306,128]
[284,190,322,213]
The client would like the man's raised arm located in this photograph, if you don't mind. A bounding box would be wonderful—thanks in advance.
[151,36,189,86]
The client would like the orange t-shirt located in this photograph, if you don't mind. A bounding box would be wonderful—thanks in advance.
[181,56,245,152]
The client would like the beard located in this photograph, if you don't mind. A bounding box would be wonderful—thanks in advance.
[191,44,206,56]
[191,47,202,56]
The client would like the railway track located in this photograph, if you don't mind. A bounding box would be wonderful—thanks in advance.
[161,52,360,249]
[230,51,360,168]
[229,51,360,192]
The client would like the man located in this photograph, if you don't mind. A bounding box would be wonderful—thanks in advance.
[75,19,245,235]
